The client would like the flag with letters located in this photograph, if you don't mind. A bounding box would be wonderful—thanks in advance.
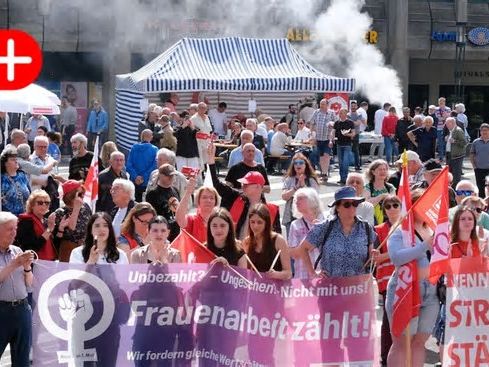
[391,152,420,337]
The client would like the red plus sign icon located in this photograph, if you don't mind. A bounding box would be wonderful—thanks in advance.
[0,30,42,90]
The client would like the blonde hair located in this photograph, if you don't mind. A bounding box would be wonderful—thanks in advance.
[100,141,118,168]
[195,186,221,207]
[26,189,50,213]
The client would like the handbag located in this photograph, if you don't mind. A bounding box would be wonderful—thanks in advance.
[436,275,446,304]
[58,240,79,262]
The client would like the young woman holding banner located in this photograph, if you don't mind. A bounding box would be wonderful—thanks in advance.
[433,207,482,363]
[130,216,181,264]
[385,189,437,367]
[205,207,247,268]
[243,203,292,280]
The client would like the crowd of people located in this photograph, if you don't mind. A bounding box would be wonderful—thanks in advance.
[1,95,489,367]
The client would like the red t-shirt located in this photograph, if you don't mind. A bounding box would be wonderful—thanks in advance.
[185,212,207,244]
[381,115,398,137]
[450,240,480,258]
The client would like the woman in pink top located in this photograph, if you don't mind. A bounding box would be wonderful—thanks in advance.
[381,106,399,165]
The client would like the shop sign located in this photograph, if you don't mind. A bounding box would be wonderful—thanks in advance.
[467,27,489,46]
[431,31,456,42]
[286,28,377,44]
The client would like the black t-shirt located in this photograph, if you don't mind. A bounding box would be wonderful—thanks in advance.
[225,162,270,189]
[68,152,103,181]
[252,134,265,151]
[334,119,355,146]
[145,185,181,241]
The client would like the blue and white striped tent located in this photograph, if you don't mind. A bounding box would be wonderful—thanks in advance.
[115,37,355,151]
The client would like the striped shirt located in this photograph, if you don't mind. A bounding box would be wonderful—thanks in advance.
[310,109,337,141]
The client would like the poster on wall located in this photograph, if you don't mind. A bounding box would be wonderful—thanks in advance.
[324,92,350,115]
[61,82,88,133]
[88,82,103,107]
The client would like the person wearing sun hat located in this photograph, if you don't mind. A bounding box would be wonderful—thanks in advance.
[292,185,376,278]
[52,179,92,261]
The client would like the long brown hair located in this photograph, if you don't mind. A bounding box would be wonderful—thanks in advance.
[206,208,241,260]
[245,203,273,258]
[285,152,318,181]
[451,207,478,243]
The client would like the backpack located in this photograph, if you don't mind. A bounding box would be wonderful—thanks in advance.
[314,216,372,270]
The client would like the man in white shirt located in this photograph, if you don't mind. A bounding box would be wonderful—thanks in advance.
[270,123,292,157]
[293,119,312,142]
[369,102,390,161]
[29,136,56,191]
[110,178,136,238]
[357,101,369,132]
[207,102,228,137]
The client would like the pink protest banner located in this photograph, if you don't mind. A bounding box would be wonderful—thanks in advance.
[443,257,489,366]
[32,261,378,366]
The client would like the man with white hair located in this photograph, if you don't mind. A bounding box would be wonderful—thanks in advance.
[145,148,187,200]
[455,103,470,141]
[29,136,57,191]
[16,143,55,184]
[445,117,466,187]
[228,129,264,168]
[447,180,489,225]
[109,179,136,238]
[97,151,129,213]
[245,118,266,152]
[68,133,103,181]
[5,129,27,150]
[190,102,213,170]
[0,211,34,367]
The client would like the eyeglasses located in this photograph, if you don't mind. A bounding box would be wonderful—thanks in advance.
[469,207,483,213]
[384,203,400,210]
[455,190,473,197]
[35,145,48,149]
[347,180,363,185]
[298,122,304,125]
[135,217,152,225]
[339,201,360,208]
[293,160,305,166]
[35,200,51,206]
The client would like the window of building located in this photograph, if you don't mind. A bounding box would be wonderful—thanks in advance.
[408,84,429,113]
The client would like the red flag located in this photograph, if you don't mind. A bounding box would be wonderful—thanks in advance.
[83,135,99,213]
[170,229,215,263]
[428,169,450,283]
[391,157,421,337]
[412,167,449,231]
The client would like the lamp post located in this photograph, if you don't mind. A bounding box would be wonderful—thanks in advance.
[454,21,467,101]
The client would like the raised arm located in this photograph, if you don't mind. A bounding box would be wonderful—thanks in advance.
[175,176,197,228]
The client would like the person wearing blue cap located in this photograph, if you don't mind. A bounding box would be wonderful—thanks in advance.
[292,186,377,278]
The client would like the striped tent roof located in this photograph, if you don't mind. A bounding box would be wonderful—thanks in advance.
[115,37,355,151]
[116,37,355,93]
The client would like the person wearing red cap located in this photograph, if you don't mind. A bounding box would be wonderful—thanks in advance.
[52,179,92,261]
[206,143,281,240]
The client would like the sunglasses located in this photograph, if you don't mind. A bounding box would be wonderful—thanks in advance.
[469,207,483,213]
[293,160,305,166]
[456,190,473,196]
[36,200,51,206]
[340,201,360,208]
[384,203,400,210]
[135,217,152,225]
[298,122,304,125]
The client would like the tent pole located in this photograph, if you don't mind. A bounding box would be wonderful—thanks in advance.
[19,113,24,131]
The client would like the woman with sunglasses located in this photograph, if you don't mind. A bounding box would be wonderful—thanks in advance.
[461,195,489,232]
[117,202,157,253]
[69,212,128,264]
[1,148,31,216]
[130,216,181,264]
[15,190,57,260]
[52,180,93,261]
[371,195,401,367]
[364,159,396,225]
[385,189,437,367]
[281,152,319,237]
[433,207,483,364]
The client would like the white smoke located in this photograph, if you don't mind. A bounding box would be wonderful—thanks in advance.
[43,0,403,108]
[303,0,403,108]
